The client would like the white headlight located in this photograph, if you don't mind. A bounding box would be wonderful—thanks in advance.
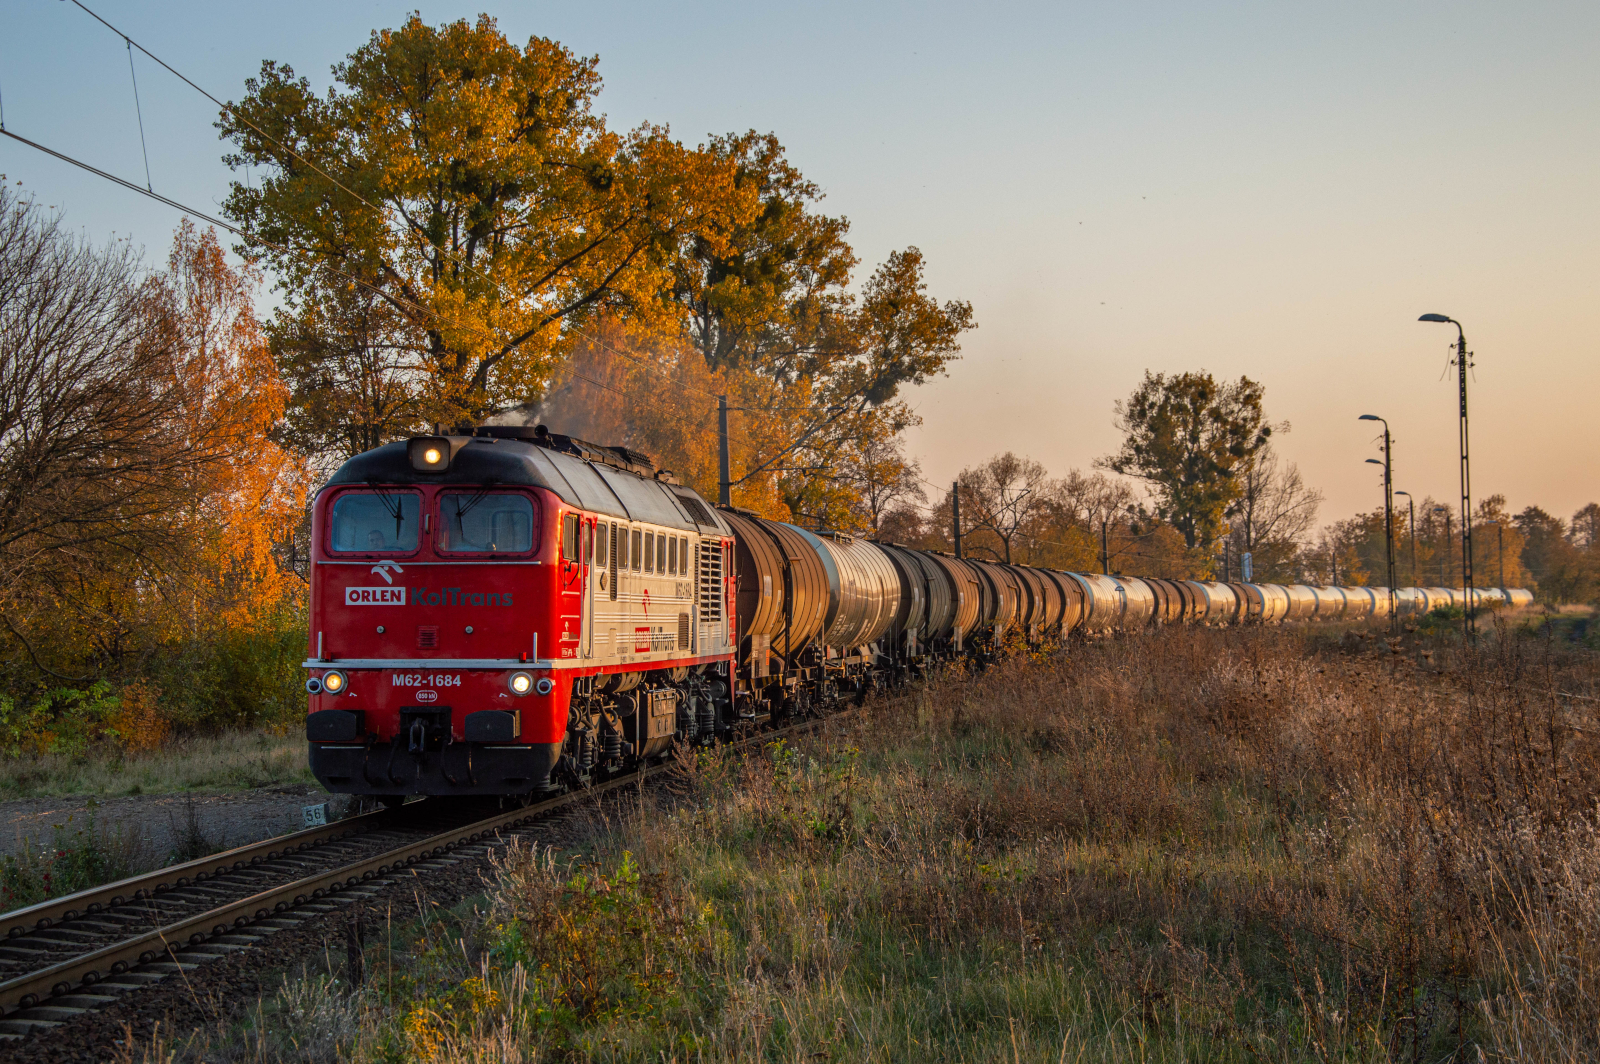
[321,670,347,694]
[423,447,442,465]
[509,671,533,695]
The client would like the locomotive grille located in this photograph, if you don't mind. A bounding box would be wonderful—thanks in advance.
[677,612,690,649]
[678,494,715,526]
[609,523,618,601]
[417,625,439,649]
[698,540,722,622]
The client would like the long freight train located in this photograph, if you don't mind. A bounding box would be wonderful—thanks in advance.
[303,425,1532,801]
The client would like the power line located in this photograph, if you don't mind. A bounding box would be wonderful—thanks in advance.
[3,127,241,237]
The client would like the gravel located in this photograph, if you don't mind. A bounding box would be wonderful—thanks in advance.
[0,787,334,866]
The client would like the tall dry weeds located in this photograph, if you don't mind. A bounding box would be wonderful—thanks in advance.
[131,617,1600,1062]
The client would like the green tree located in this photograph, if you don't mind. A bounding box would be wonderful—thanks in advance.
[1516,506,1595,604]
[221,14,753,431]
[1099,371,1274,550]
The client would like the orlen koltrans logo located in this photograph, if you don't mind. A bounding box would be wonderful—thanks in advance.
[346,560,407,605]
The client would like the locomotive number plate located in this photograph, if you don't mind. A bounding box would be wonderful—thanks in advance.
[391,673,463,688]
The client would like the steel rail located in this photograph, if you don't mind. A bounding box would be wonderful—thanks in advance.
[0,709,856,1018]
[0,771,649,1015]
[0,802,409,939]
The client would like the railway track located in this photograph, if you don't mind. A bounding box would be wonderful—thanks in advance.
[0,711,849,1041]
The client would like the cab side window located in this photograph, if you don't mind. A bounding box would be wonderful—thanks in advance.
[631,529,642,571]
[668,536,678,575]
[561,513,579,561]
[643,531,655,573]
[596,522,608,566]
[657,533,666,573]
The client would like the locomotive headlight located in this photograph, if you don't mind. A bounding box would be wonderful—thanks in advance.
[407,435,467,472]
[321,669,347,694]
[535,677,554,696]
[305,677,323,694]
[508,671,533,695]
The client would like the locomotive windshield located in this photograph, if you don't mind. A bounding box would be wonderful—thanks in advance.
[438,492,536,554]
[329,491,421,553]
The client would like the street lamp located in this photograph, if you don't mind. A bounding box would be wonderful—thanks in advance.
[1359,414,1397,623]
[1395,491,1418,586]
[1419,313,1475,637]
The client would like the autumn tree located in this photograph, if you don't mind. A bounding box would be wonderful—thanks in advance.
[1223,443,1321,582]
[0,193,306,724]
[672,131,854,377]
[222,14,753,435]
[662,130,972,516]
[953,453,1054,564]
[268,271,424,470]
[0,188,222,624]
[835,433,925,537]
[1100,371,1274,550]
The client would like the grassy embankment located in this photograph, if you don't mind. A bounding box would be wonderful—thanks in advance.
[119,607,1600,1063]
[0,731,313,801]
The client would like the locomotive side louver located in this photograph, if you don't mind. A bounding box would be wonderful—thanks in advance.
[609,524,619,602]
[698,541,722,622]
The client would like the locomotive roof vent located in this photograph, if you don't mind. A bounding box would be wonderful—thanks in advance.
[478,422,660,479]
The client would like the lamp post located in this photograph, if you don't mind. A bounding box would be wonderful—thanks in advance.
[1395,491,1417,586]
[1419,313,1474,637]
[1359,415,1397,624]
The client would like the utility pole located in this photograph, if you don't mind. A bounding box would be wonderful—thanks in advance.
[1419,314,1475,638]
[952,483,962,559]
[1101,518,1109,575]
[717,395,731,506]
[1486,521,1505,587]
[1360,415,1397,625]
[1396,491,1417,587]
[1433,507,1451,588]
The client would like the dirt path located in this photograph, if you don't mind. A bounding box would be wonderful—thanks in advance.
[0,785,334,866]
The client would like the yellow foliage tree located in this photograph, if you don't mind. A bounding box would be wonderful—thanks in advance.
[222,14,756,428]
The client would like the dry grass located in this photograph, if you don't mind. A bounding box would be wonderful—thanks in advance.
[0,730,315,799]
[127,616,1600,1062]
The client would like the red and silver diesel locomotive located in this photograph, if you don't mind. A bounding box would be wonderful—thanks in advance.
[303,424,1533,802]
[305,425,738,800]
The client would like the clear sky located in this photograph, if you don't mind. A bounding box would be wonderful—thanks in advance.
[3,1,1596,527]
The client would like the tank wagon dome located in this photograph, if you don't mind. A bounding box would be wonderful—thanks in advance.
[323,426,732,538]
